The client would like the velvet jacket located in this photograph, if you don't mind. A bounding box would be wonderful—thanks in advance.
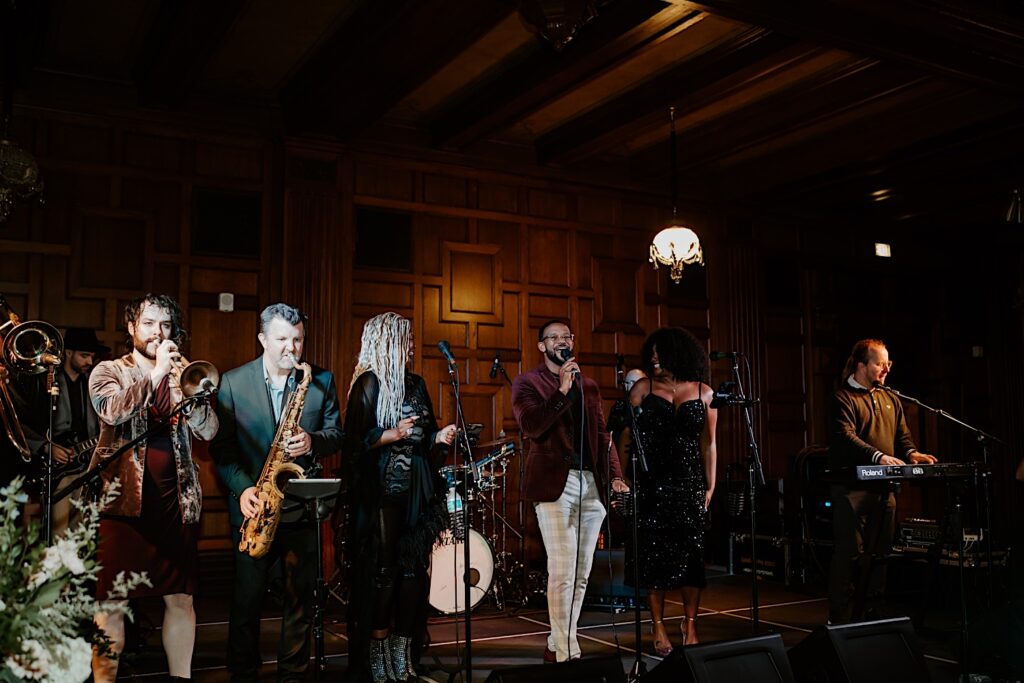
[512,362,623,503]
[88,354,218,523]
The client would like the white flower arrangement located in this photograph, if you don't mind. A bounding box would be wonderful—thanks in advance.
[0,477,150,682]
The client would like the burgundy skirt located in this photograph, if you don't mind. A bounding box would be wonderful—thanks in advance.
[96,435,198,599]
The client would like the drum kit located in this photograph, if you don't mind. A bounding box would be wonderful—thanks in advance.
[428,439,526,615]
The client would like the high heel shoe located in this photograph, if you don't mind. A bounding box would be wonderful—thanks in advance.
[651,619,673,657]
[679,615,698,646]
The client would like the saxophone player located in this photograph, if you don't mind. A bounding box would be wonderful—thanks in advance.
[210,303,344,682]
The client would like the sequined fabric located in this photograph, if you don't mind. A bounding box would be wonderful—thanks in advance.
[624,395,707,589]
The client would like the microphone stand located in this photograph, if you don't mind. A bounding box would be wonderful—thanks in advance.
[621,380,649,683]
[876,383,1005,679]
[713,355,764,631]
[494,360,529,607]
[443,354,475,683]
[42,363,59,544]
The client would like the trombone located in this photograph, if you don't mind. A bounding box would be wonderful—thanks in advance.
[0,294,63,461]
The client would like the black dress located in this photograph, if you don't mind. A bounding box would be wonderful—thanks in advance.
[624,394,707,590]
[343,371,448,682]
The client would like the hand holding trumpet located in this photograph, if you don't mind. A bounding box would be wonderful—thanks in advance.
[151,339,182,386]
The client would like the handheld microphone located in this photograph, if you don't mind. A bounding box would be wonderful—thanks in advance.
[437,340,456,365]
[489,353,501,379]
[710,350,742,360]
[558,347,578,377]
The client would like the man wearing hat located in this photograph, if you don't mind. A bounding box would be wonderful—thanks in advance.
[28,327,111,532]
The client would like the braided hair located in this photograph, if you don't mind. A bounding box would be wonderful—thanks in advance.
[348,312,411,429]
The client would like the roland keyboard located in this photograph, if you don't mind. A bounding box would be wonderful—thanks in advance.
[849,462,982,482]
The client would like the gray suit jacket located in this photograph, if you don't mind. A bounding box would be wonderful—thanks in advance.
[210,357,344,528]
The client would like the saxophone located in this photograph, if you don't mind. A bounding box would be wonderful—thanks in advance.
[238,359,312,559]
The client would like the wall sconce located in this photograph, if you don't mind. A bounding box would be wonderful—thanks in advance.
[649,107,703,283]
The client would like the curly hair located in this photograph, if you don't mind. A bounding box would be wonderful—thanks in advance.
[640,327,707,383]
[123,294,187,348]
[841,338,886,379]
[347,312,411,429]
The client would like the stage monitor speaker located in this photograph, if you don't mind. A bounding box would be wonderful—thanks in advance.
[645,633,795,683]
[484,654,625,683]
[788,617,929,683]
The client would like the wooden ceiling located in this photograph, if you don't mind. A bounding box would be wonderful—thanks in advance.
[7,0,1024,229]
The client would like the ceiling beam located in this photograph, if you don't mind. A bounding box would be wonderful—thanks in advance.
[685,0,1024,94]
[283,0,512,140]
[135,0,250,108]
[428,0,693,149]
[535,29,801,165]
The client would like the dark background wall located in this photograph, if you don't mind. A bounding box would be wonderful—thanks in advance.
[1,107,1021,574]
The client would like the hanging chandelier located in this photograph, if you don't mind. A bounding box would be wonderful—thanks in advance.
[0,120,43,223]
[649,107,703,283]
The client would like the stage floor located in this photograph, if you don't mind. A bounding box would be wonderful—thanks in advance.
[117,573,963,681]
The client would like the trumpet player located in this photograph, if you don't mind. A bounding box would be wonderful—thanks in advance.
[89,294,218,682]
[210,303,344,683]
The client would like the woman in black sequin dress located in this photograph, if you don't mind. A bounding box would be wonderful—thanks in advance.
[624,327,718,653]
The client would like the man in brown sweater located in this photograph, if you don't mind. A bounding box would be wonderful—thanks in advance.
[828,338,936,624]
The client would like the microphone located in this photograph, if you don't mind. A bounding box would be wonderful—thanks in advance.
[710,350,742,360]
[198,377,218,394]
[489,353,501,379]
[558,347,578,378]
[437,340,456,365]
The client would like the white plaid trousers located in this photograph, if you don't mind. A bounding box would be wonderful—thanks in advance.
[534,469,606,662]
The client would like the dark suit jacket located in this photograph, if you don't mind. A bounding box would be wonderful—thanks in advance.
[210,357,344,529]
[512,363,623,503]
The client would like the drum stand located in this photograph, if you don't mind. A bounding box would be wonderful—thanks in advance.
[473,460,525,612]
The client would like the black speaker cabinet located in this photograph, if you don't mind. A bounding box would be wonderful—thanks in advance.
[646,633,795,683]
[484,654,625,683]
[788,617,929,683]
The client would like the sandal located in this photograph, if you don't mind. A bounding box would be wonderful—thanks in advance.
[680,615,698,646]
[651,619,673,657]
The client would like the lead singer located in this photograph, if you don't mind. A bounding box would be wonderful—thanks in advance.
[513,319,629,663]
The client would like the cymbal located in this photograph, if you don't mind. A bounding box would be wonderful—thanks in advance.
[473,438,512,450]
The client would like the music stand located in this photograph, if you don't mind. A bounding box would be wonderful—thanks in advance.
[282,478,343,682]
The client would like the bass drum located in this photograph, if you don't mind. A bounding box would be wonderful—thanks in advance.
[429,528,494,614]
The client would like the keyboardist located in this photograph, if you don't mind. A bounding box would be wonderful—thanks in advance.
[827,338,937,624]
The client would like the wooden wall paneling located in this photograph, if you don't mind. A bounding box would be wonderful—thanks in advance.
[416,213,469,276]
[477,181,519,213]
[423,173,469,208]
[477,292,521,352]
[442,242,502,324]
[526,225,571,287]
[477,219,521,283]
[354,162,416,201]
[71,209,151,296]
[593,256,644,335]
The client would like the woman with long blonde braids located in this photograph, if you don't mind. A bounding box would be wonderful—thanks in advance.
[343,312,456,683]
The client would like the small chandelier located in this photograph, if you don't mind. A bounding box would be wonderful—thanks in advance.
[0,139,43,222]
[650,107,703,283]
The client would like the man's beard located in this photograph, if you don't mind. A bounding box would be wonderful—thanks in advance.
[546,348,568,366]
[133,336,158,360]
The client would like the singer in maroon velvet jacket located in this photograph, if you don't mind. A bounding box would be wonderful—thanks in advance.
[512,361,624,503]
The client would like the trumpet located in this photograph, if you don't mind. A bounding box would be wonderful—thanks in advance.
[0,294,63,460]
[168,351,220,398]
